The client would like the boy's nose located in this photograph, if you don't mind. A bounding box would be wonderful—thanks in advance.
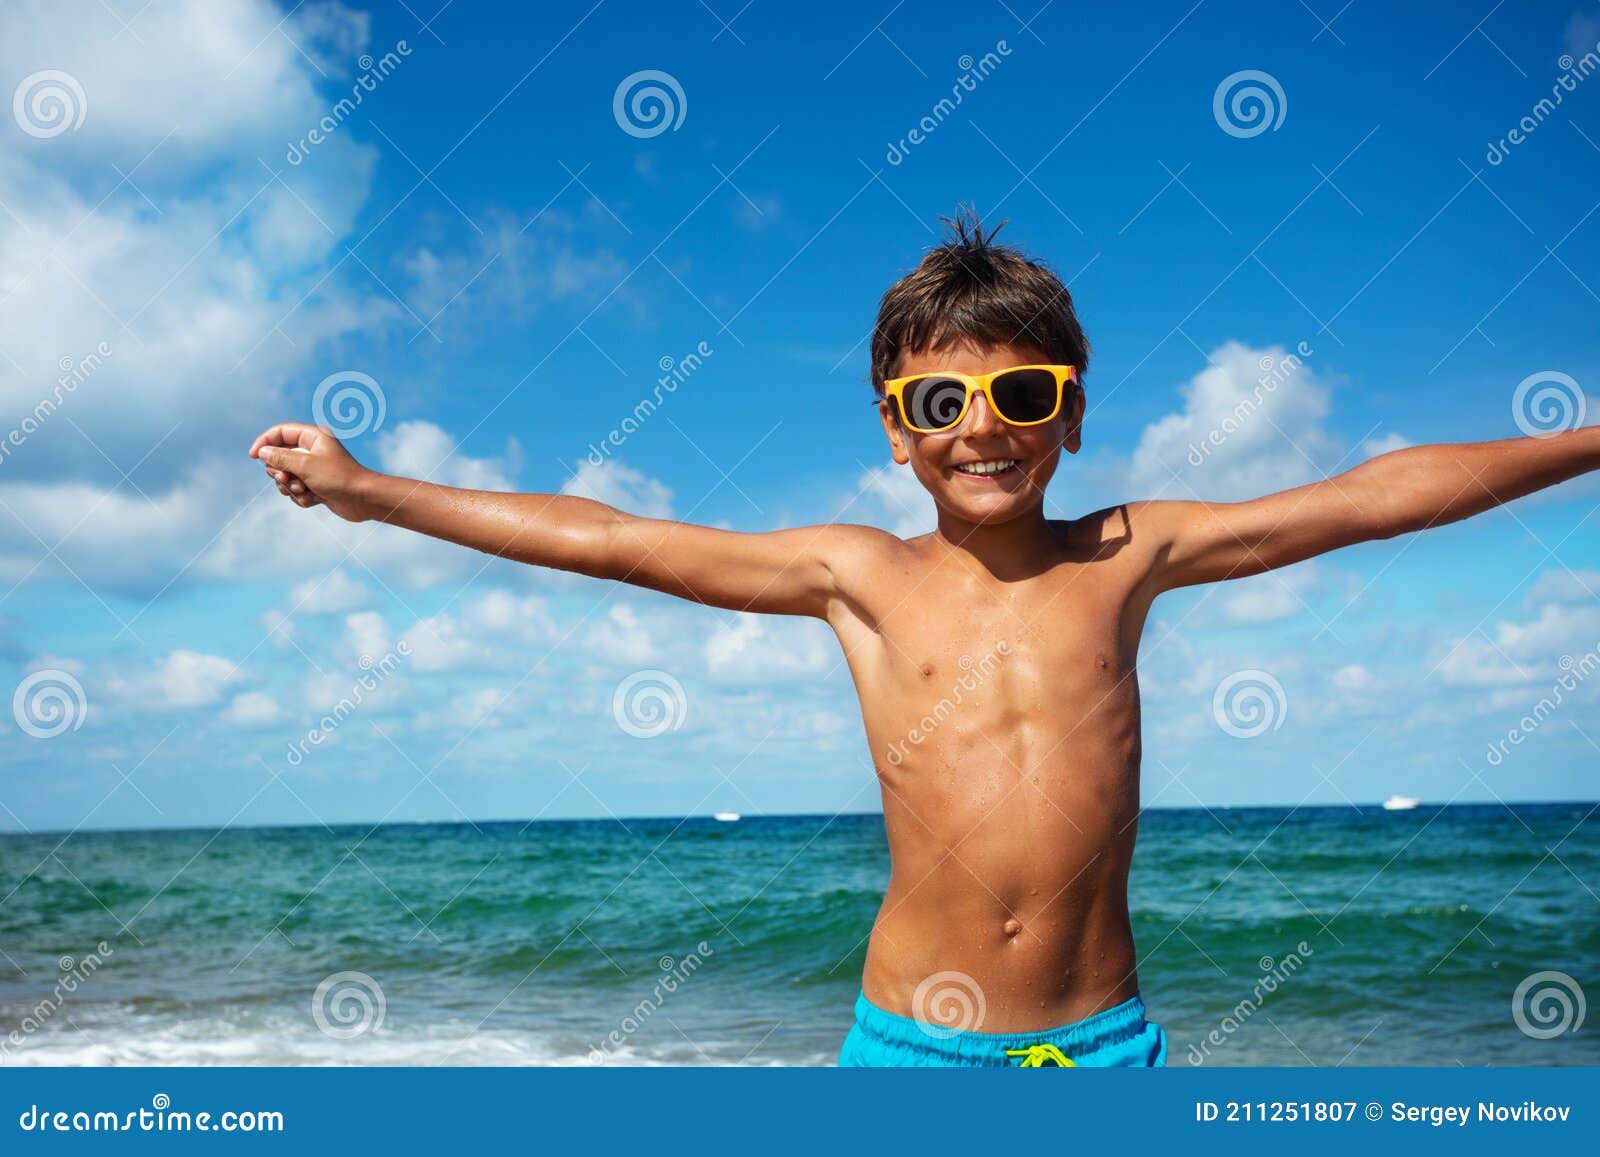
[962,391,1005,437]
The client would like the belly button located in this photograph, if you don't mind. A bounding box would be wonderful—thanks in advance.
[1002,918,1022,937]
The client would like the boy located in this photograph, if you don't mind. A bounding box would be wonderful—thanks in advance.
[251,211,1599,1067]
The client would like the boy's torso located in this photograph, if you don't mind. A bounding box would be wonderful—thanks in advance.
[825,508,1157,1032]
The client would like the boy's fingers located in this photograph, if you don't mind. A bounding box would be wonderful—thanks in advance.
[257,445,311,470]
[249,422,322,457]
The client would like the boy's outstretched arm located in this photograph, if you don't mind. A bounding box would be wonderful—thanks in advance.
[1141,426,1600,591]
[249,422,863,618]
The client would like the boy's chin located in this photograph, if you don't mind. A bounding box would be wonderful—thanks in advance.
[935,492,1043,526]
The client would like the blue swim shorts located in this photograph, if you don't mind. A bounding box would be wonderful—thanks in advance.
[837,989,1167,1067]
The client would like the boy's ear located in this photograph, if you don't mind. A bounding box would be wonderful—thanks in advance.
[878,399,911,465]
[1062,384,1084,455]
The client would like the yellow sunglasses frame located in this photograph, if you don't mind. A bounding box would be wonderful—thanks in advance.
[881,364,1079,434]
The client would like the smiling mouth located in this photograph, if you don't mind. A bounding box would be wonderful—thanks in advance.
[951,458,1020,478]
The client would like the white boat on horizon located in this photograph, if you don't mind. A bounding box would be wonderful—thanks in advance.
[1381,794,1420,811]
[713,811,741,822]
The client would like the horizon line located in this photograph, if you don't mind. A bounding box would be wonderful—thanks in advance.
[3,799,1597,840]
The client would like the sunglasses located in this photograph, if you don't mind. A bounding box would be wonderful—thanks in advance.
[881,364,1078,434]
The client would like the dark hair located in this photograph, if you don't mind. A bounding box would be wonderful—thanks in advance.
[870,205,1090,395]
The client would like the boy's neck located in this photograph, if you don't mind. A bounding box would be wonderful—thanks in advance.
[933,504,1058,577]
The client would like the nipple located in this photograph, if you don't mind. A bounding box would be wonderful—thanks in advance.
[1002,918,1022,937]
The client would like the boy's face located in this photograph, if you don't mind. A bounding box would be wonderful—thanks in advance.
[878,342,1082,527]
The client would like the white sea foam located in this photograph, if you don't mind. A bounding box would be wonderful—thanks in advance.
[1,1013,818,1067]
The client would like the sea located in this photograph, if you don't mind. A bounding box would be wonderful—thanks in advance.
[1,804,1595,1066]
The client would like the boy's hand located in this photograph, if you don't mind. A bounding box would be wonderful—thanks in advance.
[249,422,379,523]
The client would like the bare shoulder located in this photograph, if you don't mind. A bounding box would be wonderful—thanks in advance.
[809,521,914,573]
[1056,502,1176,556]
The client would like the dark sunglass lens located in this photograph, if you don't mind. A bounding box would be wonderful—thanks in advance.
[903,376,970,430]
[991,369,1059,423]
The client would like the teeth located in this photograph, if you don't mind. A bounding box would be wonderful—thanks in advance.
[954,459,1018,476]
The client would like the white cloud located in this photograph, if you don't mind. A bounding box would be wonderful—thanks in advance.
[1361,432,1413,458]
[0,0,393,487]
[376,421,519,492]
[562,460,673,519]
[107,649,242,709]
[1566,9,1600,58]
[289,569,369,614]
[856,463,935,538]
[400,590,558,672]
[1129,341,1339,503]
[1332,664,1374,692]
[583,603,658,665]
[1526,568,1600,605]
[1436,600,1600,687]
[221,690,283,725]
[401,211,629,335]
[1218,564,1320,625]
[705,614,833,682]
[343,610,394,664]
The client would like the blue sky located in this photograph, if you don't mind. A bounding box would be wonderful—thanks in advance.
[1,0,1597,831]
